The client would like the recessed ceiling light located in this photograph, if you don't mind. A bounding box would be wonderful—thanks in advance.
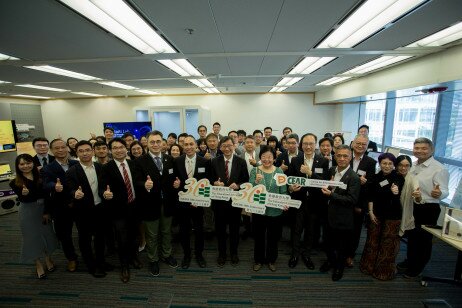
[12,94,51,99]
[16,84,69,92]
[406,21,462,47]
[72,92,105,97]
[136,90,160,95]
[97,81,138,90]
[269,87,287,93]
[344,56,412,75]
[0,52,19,61]
[316,76,352,86]
[24,65,101,80]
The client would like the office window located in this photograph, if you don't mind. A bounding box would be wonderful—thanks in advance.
[443,91,462,161]
[364,95,386,147]
[391,93,438,149]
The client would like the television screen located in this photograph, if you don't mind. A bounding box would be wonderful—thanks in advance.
[0,120,18,153]
[103,122,152,140]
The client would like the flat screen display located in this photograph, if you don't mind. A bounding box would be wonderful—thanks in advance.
[0,120,18,153]
[103,122,152,140]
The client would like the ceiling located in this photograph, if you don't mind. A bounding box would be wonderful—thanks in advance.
[0,0,461,99]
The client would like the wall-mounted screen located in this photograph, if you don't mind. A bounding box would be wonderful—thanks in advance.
[103,122,152,140]
[0,120,18,153]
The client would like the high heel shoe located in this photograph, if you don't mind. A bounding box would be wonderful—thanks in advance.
[36,265,47,279]
[45,257,55,272]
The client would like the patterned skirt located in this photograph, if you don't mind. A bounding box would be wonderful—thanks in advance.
[360,219,401,280]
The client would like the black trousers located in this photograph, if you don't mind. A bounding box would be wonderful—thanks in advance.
[213,204,241,256]
[325,226,352,271]
[53,205,78,261]
[407,203,441,275]
[75,205,106,271]
[177,206,204,258]
[347,209,365,258]
[291,203,318,257]
[253,214,282,264]
[113,210,139,268]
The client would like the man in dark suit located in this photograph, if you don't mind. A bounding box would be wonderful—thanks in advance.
[134,131,179,277]
[210,136,249,267]
[319,137,337,169]
[66,140,110,278]
[287,133,329,270]
[321,145,360,281]
[347,134,377,267]
[358,125,378,153]
[212,122,224,141]
[41,138,79,272]
[101,138,139,283]
[275,133,303,175]
[33,137,55,170]
[175,135,210,269]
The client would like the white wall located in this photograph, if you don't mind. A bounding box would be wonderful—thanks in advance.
[41,93,342,141]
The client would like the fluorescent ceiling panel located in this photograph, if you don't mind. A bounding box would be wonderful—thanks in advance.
[136,89,160,95]
[406,21,462,47]
[12,94,51,99]
[317,76,352,86]
[276,77,303,87]
[97,81,138,90]
[317,0,425,48]
[344,56,411,74]
[16,84,69,92]
[25,65,101,80]
[72,92,105,97]
[289,57,336,75]
[269,87,288,93]
[0,53,19,61]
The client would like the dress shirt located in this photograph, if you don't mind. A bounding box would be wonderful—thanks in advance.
[244,151,256,175]
[288,150,299,164]
[352,154,365,172]
[80,162,102,205]
[57,159,71,172]
[334,165,350,182]
[185,154,197,178]
[114,159,136,199]
[411,156,449,204]
[149,152,163,174]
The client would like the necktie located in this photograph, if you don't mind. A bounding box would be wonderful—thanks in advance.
[42,157,48,166]
[187,159,193,178]
[120,162,134,203]
[154,156,162,173]
[225,159,230,182]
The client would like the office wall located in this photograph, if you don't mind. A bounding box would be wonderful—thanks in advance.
[41,93,344,141]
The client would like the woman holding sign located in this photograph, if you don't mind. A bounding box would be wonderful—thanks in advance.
[359,153,404,280]
[249,145,287,272]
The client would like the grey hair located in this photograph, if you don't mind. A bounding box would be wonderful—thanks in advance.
[414,137,434,150]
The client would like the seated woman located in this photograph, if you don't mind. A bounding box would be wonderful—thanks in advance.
[360,153,404,280]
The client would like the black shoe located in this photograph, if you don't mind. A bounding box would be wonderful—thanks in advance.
[103,262,115,272]
[288,256,298,268]
[241,230,250,240]
[149,262,160,277]
[332,268,344,281]
[320,261,332,273]
[205,231,215,240]
[302,255,315,270]
[231,254,239,266]
[181,256,191,269]
[403,270,420,279]
[196,255,206,268]
[217,255,226,267]
[93,267,107,278]
[163,256,178,268]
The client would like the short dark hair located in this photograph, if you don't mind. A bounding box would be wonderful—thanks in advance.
[146,130,163,139]
[104,126,114,133]
[286,133,299,143]
[336,144,351,153]
[129,141,145,156]
[75,140,93,151]
[324,132,333,138]
[333,134,345,145]
[358,125,370,133]
[205,133,218,142]
[50,138,65,149]
[178,133,189,139]
[264,127,272,132]
[283,127,292,132]
[219,136,233,147]
[245,135,255,141]
[267,136,278,144]
[122,132,134,139]
[213,122,221,127]
[395,155,412,168]
[237,130,246,136]
[168,133,177,139]
[93,140,107,149]
[32,137,49,146]
[228,130,237,136]
[378,153,396,164]
[319,137,333,147]
[259,145,276,159]
[108,137,126,150]
[66,137,78,144]
[253,129,263,136]
[197,125,207,133]
[169,143,183,156]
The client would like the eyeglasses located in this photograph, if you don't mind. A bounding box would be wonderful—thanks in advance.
[302,142,315,147]
[112,145,126,151]
[220,144,234,149]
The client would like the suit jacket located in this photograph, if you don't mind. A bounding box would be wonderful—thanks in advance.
[366,141,378,153]
[274,151,304,175]
[65,162,105,212]
[326,166,361,230]
[174,154,210,208]
[135,153,176,219]
[41,159,79,215]
[102,159,138,219]
[288,154,329,210]
[34,154,55,168]
[350,155,377,211]
[209,155,249,209]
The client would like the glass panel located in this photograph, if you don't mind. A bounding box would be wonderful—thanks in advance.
[136,110,149,122]
[443,91,462,161]
[391,93,438,150]
[364,93,386,150]
[185,109,199,138]
[152,111,181,138]
[445,164,462,208]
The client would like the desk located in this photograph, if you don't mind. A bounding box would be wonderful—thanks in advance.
[421,225,462,286]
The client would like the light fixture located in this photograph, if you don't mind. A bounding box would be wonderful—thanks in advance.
[317,0,425,48]
[97,81,138,90]
[406,21,462,47]
[289,57,336,75]
[344,56,411,75]
[317,76,352,86]
[136,89,160,95]
[202,88,220,94]
[72,92,105,97]
[269,87,288,93]
[16,84,69,92]
[0,53,19,61]
[0,80,11,84]
[25,65,101,80]
[12,94,51,99]
[59,0,175,54]
[276,77,303,87]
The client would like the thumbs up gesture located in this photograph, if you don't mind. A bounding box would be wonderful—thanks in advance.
[249,156,257,166]
[173,177,181,189]
[75,186,84,200]
[21,185,29,196]
[214,177,224,186]
[391,183,399,195]
[255,171,263,184]
[431,183,441,198]
[300,162,312,177]
[280,160,288,172]
[204,150,211,160]
[145,175,153,191]
[103,185,113,200]
[55,178,63,192]
[412,187,422,202]
[276,149,282,157]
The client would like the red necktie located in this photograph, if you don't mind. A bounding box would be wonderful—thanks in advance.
[225,159,230,182]
[121,162,134,203]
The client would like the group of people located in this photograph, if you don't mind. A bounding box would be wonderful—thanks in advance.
[9,122,449,283]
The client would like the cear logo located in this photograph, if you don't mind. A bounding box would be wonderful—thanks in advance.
[275,173,288,186]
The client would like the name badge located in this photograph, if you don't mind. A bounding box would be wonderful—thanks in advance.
[168,168,173,174]
[379,179,389,187]
[315,168,323,174]
[357,169,366,176]
[198,167,205,173]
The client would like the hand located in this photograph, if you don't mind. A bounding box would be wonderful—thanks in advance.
[324,155,331,161]
[354,207,362,214]
[249,158,257,166]
[103,185,113,200]
[412,187,422,202]
[42,214,50,225]
[229,183,239,190]
[276,149,282,157]
[255,173,263,184]
[204,152,211,160]
[431,184,441,199]
[173,177,181,189]
[190,203,198,208]
[145,175,153,191]
[214,177,224,186]
[21,185,29,196]
[369,211,378,225]
[321,186,331,196]
[282,205,289,211]
[280,160,288,172]
[360,174,367,185]
[75,186,84,200]
[55,178,63,193]
[391,183,399,195]
[300,163,312,177]
[90,132,96,139]
[37,166,43,172]
[290,184,301,192]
